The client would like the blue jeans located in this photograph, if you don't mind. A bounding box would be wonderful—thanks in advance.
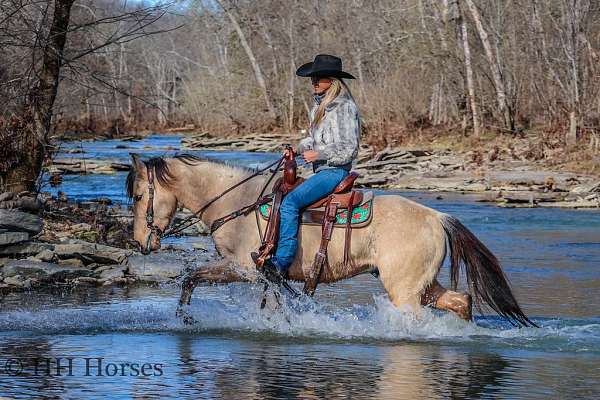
[271,168,349,272]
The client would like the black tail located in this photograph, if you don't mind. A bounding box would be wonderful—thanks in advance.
[441,215,537,327]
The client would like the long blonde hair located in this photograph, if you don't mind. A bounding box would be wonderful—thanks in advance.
[311,78,352,130]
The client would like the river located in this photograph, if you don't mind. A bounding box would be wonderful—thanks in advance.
[1,135,598,398]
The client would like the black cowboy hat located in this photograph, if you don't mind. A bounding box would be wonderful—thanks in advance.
[296,54,356,79]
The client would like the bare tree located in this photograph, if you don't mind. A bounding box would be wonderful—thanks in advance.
[215,0,278,123]
[462,0,512,131]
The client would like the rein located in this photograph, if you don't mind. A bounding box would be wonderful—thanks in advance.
[144,156,285,243]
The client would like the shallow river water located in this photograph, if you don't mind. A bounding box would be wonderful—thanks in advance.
[1,135,599,399]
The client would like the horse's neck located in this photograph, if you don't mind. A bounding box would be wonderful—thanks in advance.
[173,161,266,225]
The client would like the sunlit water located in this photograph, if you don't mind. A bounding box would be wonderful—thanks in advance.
[1,135,598,398]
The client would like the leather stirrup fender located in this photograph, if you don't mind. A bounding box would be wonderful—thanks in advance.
[303,199,338,296]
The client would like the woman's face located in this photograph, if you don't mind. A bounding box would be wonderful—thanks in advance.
[311,76,332,95]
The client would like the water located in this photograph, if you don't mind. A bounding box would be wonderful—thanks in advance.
[1,135,598,398]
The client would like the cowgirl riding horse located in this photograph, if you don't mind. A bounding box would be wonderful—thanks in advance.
[259,54,360,283]
[125,54,535,326]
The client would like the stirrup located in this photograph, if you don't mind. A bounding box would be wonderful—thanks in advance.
[251,252,298,297]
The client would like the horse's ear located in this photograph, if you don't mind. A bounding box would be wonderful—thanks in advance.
[130,153,144,171]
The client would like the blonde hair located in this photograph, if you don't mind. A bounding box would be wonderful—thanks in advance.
[311,78,347,130]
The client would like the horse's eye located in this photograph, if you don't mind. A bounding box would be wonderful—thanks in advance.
[134,195,143,202]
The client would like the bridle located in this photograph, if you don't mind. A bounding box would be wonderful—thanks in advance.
[143,167,163,253]
[140,154,287,253]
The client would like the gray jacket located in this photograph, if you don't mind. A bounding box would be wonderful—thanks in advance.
[296,91,360,173]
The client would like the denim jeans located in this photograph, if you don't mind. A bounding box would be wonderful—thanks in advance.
[271,168,349,272]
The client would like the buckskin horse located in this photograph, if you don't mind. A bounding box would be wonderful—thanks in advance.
[126,153,535,327]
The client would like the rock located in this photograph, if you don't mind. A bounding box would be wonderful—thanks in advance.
[130,274,165,284]
[73,231,99,243]
[0,196,43,212]
[356,173,390,186]
[93,264,116,274]
[111,163,131,171]
[357,159,417,170]
[499,192,566,204]
[99,265,127,281]
[61,258,86,268]
[3,259,96,282]
[192,242,209,251]
[3,275,32,288]
[53,240,133,265]
[571,182,600,194]
[0,232,30,246]
[34,249,56,262]
[71,223,92,232]
[0,210,43,234]
[127,254,185,279]
[538,199,599,209]
[0,192,15,202]
[72,277,101,286]
[0,242,54,257]
[105,277,134,286]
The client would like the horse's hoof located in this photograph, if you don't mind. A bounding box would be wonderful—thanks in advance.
[176,305,196,325]
[458,292,473,321]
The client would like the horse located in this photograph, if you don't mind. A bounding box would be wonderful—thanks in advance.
[126,153,535,327]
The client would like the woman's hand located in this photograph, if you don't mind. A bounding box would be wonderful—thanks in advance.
[283,147,294,158]
[302,150,320,163]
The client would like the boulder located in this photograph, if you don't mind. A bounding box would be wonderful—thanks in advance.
[127,254,185,279]
[0,192,15,202]
[3,259,96,282]
[60,258,86,268]
[99,265,127,281]
[34,249,56,262]
[3,275,32,288]
[0,210,43,234]
[0,242,54,257]
[0,232,30,246]
[53,240,133,265]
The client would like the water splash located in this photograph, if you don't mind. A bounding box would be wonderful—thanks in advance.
[0,285,598,353]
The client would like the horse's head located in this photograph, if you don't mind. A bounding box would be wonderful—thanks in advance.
[127,154,178,254]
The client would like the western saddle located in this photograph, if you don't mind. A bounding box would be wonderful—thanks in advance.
[254,150,364,296]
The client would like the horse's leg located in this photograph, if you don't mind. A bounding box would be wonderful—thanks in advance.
[178,259,249,308]
[421,279,472,321]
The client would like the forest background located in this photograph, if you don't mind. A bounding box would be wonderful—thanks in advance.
[1,0,599,191]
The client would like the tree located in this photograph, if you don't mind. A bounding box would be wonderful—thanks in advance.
[1,0,75,193]
[0,0,179,192]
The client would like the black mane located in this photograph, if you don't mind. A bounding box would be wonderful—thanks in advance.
[125,153,205,200]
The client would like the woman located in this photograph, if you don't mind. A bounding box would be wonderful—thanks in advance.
[262,54,361,281]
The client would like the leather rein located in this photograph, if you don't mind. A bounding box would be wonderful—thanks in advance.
[143,155,285,251]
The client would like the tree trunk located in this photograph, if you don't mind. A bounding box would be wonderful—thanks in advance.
[216,0,278,123]
[463,0,511,130]
[458,1,480,137]
[1,0,75,193]
[287,13,295,133]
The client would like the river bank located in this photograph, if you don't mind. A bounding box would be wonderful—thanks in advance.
[0,192,212,292]
[54,131,599,209]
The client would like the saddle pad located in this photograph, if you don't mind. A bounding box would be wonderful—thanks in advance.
[258,191,374,228]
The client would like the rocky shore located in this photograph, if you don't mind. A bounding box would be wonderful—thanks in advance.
[180,133,600,209]
[47,132,599,209]
[0,192,211,292]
